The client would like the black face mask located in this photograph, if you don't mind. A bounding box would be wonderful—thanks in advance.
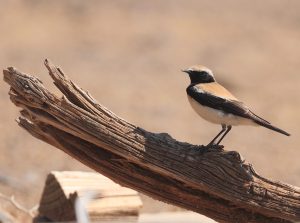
[188,71,215,84]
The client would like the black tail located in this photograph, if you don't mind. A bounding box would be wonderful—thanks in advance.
[250,112,290,136]
[255,121,290,136]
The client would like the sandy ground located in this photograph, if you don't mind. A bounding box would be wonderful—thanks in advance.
[0,0,300,222]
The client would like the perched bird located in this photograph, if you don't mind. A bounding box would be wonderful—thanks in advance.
[183,65,290,146]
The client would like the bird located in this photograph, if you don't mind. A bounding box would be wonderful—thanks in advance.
[182,65,290,147]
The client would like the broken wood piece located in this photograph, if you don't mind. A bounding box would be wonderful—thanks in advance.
[37,171,142,222]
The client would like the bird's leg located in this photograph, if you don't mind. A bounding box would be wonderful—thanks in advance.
[206,124,227,147]
[215,125,232,145]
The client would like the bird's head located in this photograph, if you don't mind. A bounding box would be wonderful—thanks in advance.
[182,65,215,84]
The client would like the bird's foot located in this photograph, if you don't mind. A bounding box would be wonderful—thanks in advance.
[190,144,224,155]
[205,143,224,151]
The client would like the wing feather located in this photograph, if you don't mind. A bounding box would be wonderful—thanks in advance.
[187,84,257,121]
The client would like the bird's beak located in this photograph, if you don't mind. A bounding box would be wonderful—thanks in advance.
[181,69,189,74]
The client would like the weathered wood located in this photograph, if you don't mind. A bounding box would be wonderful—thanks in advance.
[3,60,300,223]
[139,211,217,223]
[37,171,142,222]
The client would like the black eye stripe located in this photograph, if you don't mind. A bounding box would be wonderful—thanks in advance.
[189,70,209,75]
[188,71,215,84]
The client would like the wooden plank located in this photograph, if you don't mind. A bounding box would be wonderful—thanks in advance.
[139,211,216,223]
[37,171,142,222]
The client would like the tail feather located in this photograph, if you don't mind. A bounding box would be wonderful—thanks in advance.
[250,112,271,125]
[250,114,290,136]
[258,121,290,136]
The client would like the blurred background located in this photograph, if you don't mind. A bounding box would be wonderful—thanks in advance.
[0,0,300,222]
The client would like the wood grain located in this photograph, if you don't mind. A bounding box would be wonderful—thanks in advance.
[37,171,142,222]
[3,60,300,223]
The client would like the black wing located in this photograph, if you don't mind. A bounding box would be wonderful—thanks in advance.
[186,85,254,120]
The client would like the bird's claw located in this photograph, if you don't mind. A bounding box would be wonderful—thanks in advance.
[190,144,224,155]
[205,143,224,151]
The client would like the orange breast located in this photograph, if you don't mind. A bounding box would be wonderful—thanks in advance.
[198,82,238,100]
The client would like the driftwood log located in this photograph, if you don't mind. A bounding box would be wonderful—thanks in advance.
[3,60,300,223]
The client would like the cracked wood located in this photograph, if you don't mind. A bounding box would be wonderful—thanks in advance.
[3,60,300,223]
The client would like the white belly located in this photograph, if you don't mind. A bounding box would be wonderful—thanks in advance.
[187,95,257,126]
